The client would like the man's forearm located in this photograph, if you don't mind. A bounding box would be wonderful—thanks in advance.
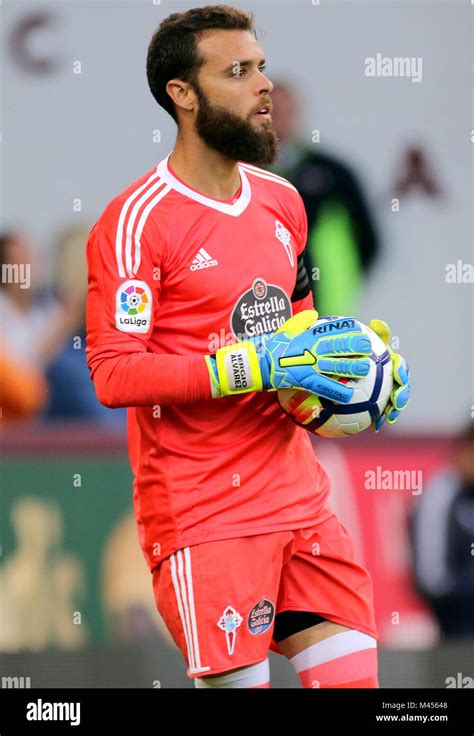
[89,351,213,408]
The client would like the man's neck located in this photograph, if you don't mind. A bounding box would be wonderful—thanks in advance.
[168,136,241,200]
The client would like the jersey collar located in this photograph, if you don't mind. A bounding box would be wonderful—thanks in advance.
[156,153,251,217]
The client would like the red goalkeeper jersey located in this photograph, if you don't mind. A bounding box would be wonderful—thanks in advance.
[86,153,332,572]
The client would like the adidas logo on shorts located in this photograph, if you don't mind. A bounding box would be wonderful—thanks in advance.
[190,247,218,271]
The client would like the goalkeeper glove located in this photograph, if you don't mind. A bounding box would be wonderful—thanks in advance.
[369,319,411,432]
[205,310,373,403]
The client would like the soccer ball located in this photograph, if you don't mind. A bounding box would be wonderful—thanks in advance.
[277,316,393,438]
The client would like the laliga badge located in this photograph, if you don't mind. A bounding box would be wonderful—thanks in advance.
[115,279,152,334]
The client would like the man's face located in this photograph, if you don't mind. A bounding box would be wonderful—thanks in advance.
[191,30,278,165]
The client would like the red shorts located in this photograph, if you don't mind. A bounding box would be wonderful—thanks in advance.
[151,506,378,679]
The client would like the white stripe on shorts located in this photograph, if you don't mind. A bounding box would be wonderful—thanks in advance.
[170,548,210,675]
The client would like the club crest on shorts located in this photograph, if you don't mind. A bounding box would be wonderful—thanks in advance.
[247,598,275,635]
[217,605,243,655]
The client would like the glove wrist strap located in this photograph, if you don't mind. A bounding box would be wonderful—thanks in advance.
[214,341,263,395]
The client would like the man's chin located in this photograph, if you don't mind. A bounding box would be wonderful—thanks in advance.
[238,144,279,166]
[196,120,279,166]
[239,154,278,166]
[236,130,279,166]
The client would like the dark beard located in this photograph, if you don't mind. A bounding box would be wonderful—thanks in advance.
[193,83,279,165]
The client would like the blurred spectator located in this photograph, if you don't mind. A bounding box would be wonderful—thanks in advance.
[0,231,79,365]
[0,350,46,421]
[267,81,380,316]
[409,425,474,638]
[0,228,125,427]
[44,225,126,427]
[0,231,81,423]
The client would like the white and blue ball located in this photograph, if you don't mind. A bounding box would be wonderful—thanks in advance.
[277,316,393,438]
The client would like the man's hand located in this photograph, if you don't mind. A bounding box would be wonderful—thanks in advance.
[369,319,411,432]
[206,310,373,402]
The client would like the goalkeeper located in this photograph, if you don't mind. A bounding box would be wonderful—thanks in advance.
[86,5,410,691]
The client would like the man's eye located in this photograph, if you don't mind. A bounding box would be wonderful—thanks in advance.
[231,65,266,78]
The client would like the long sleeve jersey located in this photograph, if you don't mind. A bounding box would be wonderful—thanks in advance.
[86,153,332,572]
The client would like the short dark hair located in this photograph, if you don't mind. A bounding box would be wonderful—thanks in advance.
[146,5,256,122]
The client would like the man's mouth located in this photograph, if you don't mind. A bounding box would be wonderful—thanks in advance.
[253,105,272,120]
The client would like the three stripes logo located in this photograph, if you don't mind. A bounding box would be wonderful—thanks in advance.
[190,247,218,271]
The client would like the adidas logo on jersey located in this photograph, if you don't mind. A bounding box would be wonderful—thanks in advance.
[190,247,218,271]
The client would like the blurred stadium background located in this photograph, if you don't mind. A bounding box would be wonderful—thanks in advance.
[1,0,473,688]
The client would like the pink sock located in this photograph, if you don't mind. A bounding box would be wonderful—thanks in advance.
[289,630,379,688]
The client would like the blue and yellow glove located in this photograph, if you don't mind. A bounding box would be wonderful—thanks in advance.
[205,310,373,402]
[369,319,411,432]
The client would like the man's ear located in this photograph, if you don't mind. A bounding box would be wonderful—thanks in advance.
[166,79,196,115]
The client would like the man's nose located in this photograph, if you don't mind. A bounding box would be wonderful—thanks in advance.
[256,70,273,95]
